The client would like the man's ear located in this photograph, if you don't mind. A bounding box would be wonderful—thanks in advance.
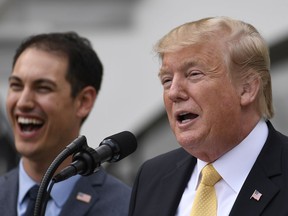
[239,75,260,106]
[76,86,97,119]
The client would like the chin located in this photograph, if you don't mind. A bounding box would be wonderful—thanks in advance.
[177,135,194,147]
[178,132,207,151]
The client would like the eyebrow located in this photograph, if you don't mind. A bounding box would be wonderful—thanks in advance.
[8,75,21,82]
[8,75,57,87]
[158,68,168,78]
[158,59,199,77]
[179,60,199,71]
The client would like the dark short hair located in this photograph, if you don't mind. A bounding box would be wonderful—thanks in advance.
[13,32,103,97]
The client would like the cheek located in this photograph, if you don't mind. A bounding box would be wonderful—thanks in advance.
[163,94,174,121]
[206,93,241,135]
[42,94,72,110]
[47,98,77,124]
[163,94,172,113]
[6,98,13,111]
[6,93,17,114]
[202,85,240,120]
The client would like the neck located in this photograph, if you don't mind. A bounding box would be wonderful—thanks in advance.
[22,156,73,183]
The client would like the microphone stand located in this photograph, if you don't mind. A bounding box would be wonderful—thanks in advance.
[34,135,87,216]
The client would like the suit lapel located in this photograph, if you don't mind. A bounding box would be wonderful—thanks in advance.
[158,153,196,216]
[229,121,282,216]
[59,171,104,216]
[0,168,19,216]
[229,163,279,216]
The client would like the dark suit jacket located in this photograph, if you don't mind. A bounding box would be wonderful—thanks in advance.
[129,121,288,216]
[0,167,131,216]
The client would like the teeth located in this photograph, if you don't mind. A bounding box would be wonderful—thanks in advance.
[18,117,43,125]
[180,112,189,116]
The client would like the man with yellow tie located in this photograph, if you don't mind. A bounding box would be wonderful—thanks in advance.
[128,16,288,216]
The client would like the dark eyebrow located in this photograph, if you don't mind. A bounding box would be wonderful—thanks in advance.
[8,75,57,88]
[8,75,21,83]
[34,79,57,87]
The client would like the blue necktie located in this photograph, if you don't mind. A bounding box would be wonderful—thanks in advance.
[24,185,39,216]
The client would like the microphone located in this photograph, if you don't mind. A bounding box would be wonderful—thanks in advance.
[53,131,137,183]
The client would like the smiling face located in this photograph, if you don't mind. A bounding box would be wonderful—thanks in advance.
[159,43,248,161]
[6,48,83,164]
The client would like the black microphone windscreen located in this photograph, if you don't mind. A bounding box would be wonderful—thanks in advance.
[104,131,137,161]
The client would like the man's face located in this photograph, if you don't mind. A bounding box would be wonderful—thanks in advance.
[6,48,81,162]
[159,43,244,161]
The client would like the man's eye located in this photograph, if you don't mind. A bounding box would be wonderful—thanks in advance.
[160,77,172,88]
[9,82,23,91]
[162,78,171,85]
[37,86,52,93]
[188,70,204,78]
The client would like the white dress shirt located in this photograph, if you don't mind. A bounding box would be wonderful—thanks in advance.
[176,119,268,216]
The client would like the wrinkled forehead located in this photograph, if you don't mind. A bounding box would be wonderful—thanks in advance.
[158,41,229,78]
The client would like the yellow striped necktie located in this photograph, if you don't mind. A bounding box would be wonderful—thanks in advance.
[190,164,222,216]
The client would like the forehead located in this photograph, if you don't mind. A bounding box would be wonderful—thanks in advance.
[160,42,225,73]
[12,47,69,82]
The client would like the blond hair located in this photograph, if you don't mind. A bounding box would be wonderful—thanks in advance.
[154,16,274,119]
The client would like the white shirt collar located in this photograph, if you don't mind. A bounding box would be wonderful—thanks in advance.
[194,119,268,193]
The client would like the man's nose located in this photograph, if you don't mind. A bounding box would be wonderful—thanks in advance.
[16,87,35,110]
[168,78,189,102]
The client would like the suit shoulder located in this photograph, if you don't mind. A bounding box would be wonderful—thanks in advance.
[145,147,191,163]
[267,122,288,150]
[276,130,288,146]
[0,168,18,185]
[140,148,193,174]
[276,130,288,156]
[61,169,131,216]
[76,167,131,195]
[267,121,288,142]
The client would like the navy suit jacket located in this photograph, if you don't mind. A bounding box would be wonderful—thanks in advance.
[0,167,131,216]
[129,121,288,216]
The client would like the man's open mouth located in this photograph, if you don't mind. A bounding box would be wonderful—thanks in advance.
[177,112,198,123]
[17,116,44,132]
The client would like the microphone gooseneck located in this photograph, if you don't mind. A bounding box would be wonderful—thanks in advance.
[53,131,137,183]
[35,135,87,216]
